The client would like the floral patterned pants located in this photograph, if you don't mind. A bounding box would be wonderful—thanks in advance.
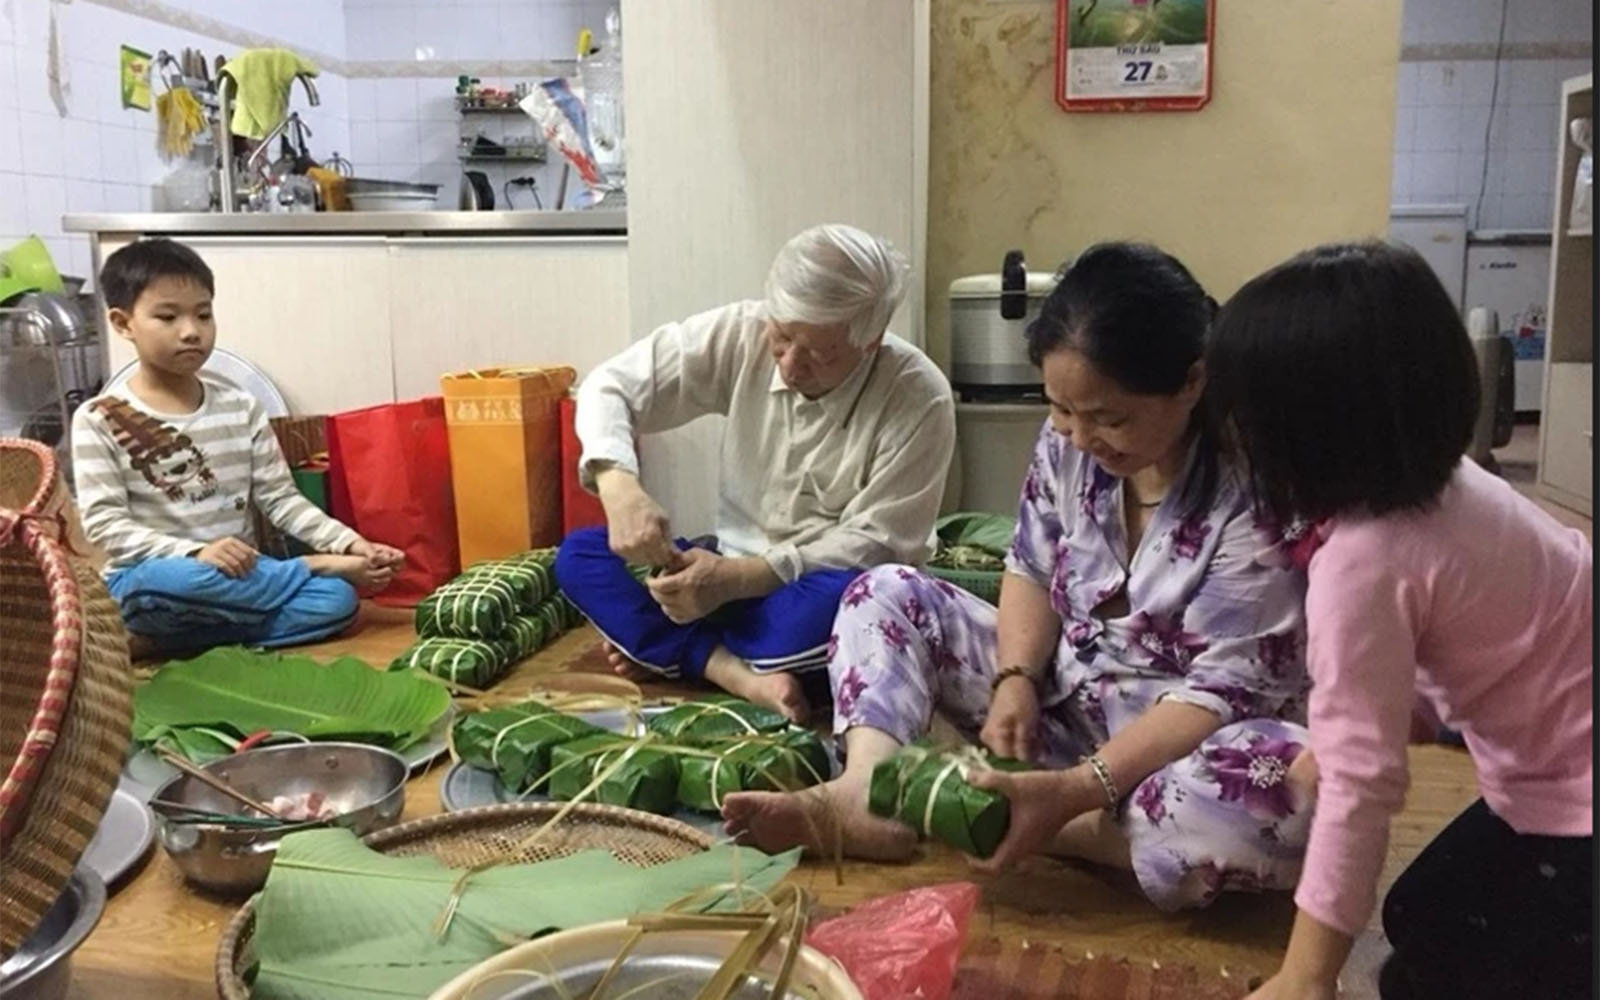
[831,565,1313,910]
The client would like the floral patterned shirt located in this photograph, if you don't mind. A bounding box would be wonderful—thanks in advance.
[1004,421,1310,736]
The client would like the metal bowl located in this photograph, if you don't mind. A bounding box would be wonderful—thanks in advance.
[0,869,107,1000]
[426,919,862,1000]
[150,743,408,895]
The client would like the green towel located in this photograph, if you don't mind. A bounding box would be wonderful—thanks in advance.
[222,48,318,140]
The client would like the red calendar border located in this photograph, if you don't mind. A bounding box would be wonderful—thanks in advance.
[1055,0,1216,113]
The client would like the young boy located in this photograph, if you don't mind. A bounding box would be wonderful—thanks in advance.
[71,238,404,656]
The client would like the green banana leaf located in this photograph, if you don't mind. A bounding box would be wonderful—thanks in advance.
[388,637,511,689]
[415,576,518,639]
[676,729,831,813]
[646,695,791,745]
[457,559,555,613]
[132,647,452,754]
[546,734,680,814]
[451,702,604,791]
[934,512,1017,556]
[866,743,1029,859]
[250,827,800,1000]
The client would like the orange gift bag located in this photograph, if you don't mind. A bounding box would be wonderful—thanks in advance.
[441,366,577,565]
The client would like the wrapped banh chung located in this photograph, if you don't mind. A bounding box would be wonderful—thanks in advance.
[867,742,1029,859]
[547,733,680,814]
[452,701,605,792]
[675,728,831,812]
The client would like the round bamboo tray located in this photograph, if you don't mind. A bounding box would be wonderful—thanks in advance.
[215,801,718,999]
[0,438,134,957]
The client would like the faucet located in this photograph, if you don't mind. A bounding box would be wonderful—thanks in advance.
[214,70,320,213]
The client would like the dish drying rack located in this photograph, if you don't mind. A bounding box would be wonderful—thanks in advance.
[0,299,102,472]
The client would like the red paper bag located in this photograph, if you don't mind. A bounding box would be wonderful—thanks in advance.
[326,397,460,606]
[560,396,606,537]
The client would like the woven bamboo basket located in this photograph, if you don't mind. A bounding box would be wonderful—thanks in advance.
[927,565,1003,606]
[0,438,134,957]
[215,801,718,999]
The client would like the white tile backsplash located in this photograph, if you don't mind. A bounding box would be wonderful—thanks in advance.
[65,179,106,214]
[0,172,26,233]
[1412,152,1461,201]
[0,107,18,174]
[376,78,419,121]
[1415,105,1464,151]
[18,111,64,177]
[0,39,16,110]
[23,175,67,236]
[62,119,104,181]
[376,119,421,162]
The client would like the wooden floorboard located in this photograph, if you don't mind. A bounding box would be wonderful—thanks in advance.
[311,610,1483,987]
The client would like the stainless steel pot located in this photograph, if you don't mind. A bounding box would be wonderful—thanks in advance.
[3,292,87,348]
[150,742,408,895]
[948,250,1057,401]
[0,870,106,1000]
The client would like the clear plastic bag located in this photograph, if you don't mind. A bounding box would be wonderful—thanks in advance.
[1568,118,1592,233]
[805,882,980,1000]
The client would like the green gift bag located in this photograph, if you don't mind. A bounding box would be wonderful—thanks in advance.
[452,702,604,791]
[866,744,1028,859]
[646,695,791,745]
[676,729,831,813]
[547,734,680,815]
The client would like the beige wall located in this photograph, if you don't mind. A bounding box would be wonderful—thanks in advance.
[926,0,1403,368]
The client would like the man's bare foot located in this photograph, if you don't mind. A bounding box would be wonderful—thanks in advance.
[601,641,658,683]
[705,649,811,723]
[722,778,917,861]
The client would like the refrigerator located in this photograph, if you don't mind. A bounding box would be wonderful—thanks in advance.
[1464,231,1551,413]
[1390,204,1469,313]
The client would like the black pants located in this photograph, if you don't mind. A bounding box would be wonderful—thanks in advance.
[1380,798,1592,999]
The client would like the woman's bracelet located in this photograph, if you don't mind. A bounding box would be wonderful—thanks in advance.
[1084,753,1119,808]
[990,664,1043,694]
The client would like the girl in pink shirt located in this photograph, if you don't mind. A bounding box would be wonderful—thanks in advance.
[1209,240,1592,1000]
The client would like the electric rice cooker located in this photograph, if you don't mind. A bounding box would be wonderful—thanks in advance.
[948,250,1057,401]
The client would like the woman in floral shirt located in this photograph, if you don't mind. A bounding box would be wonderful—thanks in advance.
[725,242,1316,911]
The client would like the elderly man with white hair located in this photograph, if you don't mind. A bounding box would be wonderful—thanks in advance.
[556,224,956,720]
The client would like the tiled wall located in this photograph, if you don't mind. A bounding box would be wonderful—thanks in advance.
[0,0,350,282]
[1394,0,1592,231]
[342,0,616,207]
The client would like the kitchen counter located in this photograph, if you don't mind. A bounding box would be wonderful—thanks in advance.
[62,208,626,236]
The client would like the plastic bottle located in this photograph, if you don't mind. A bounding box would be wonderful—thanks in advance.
[578,7,625,200]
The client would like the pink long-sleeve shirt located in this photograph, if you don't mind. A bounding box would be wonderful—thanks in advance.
[1294,460,1593,936]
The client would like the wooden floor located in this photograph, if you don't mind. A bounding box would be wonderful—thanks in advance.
[69,607,1489,999]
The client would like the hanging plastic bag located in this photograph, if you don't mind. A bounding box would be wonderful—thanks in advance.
[1568,117,1592,233]
[805,882,980,1000]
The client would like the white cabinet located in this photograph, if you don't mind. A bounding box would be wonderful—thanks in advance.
[386,237,629,399]
[102,236,396,415]
[1536,74,1594,516]
[99,233,631,414]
